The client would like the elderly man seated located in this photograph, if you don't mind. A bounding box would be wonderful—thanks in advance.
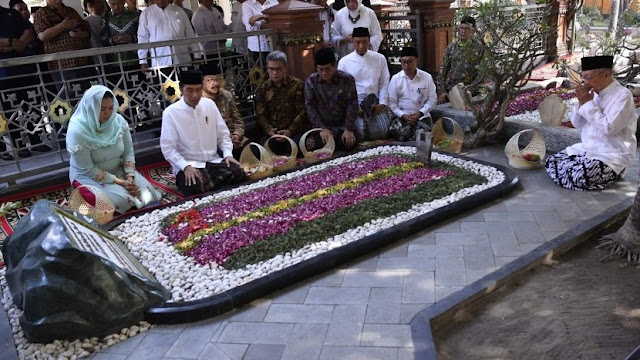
[387,46,436,142]
[304,47,359,150]
[545,55,637,191]
[160,70,246,196]
[201,63,248,157]
[255,50,309,155]
[337,27,390,141]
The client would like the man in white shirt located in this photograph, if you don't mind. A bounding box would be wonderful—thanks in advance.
[192,0,226,60]
[242,0,270,64]
[137,0,201,69]
[545,55,638,191]
[337,27,390,140]
[387,47,437,141]
[161,70,245,196]
[330,0,382,58]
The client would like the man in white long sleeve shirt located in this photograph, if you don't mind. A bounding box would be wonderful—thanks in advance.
[387,47,436,141]
[545,55,638,191]
[242,0,270,63]
[337,27,390,140]
[192,0,226,59]
[137,0,201,68]
[161,70,246,196]
[330,0,381,58]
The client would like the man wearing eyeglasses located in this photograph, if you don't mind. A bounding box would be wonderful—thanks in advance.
[436,15,484,104]
[255,50,309,155]
[545,55,637,191]
[304,48,359,150]
[387,46,436,141]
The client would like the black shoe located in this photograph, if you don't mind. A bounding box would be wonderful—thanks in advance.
[1,153,13,161]
[17,149,31,158]
[32,144,52,152]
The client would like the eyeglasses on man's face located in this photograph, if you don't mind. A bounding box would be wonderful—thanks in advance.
[267,66,285,73]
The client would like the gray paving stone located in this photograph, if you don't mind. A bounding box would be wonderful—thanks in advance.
[126,331,180,360]
[197,343,247,360]
[543,230,565,241]
[504,201,556,212]
[435,232,490,245]
[520,189,555,203]
[91,354,127,360]
[518,177,541,191]
[264,304,334,324]
[402,272,435,304]
[227,299,271,322]
[164,320,220,359]
[483,211,535,222]
[218,323,294,344]
[151,323,187,333]
[481,201,507,212]
[398,347,416,360]
[512,221,547,244]
[98,332,145,354]
[324,305,365,346]
[243,344,285,360]
[361,324,412,347]
[319,346,397,360]
[532,211,568,232]
[406,231,436,245]
[461,221,513,234]
[0,346,17,360]
[489,230,525,257]
[432,220,461,232]
[400,304,429,324]
[0,309,14,348]
[310,269,346,287]
[365,288,402,324]
[456,211,486,222]
[342,256,379,272]
[376,257,434,272]
[435,257,466,286]
[463,243,496,283]
[407,243,463,258]
[379,243,409,258]
[567,191,605,211]
[435,285,464,302]
[494,256,519,268]
[552,202,588,222]
[270,283,310,304]
[281,323,328,360]
[331,304,367,323]
[342,271,403,288]
[306,287,371,305]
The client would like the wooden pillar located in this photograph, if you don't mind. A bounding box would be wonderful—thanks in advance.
[556,0,569,57]
[408,0,456,73]
[263,0,324,81]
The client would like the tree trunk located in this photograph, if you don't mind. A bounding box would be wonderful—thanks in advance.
[597,177,640,263]
[609,0,620,37]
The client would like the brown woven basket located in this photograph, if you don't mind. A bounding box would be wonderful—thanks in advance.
[264,134,298,172]
[300,128,335,163]
[504,129,546,169]
[239,142,274,179]
[432,117,464,153]
[68,185,115,225]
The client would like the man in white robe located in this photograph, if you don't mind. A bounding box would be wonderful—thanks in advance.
[330,0,381,58]
[545,55,638,191]
[337,27,390,140]
[242,0,270,63]
[161,70,246,196]
[387,46,437,141]
[137,0,201,68]
[192,0,226,59]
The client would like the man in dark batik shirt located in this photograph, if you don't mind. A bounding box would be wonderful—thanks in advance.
[255,50,309,155]
[304,47,359,150]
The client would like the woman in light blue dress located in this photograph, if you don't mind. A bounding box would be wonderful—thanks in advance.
[67,85,162,214]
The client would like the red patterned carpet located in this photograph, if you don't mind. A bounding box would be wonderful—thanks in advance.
[0,162,184,249]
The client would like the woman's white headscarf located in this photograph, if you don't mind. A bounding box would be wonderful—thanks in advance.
[348,0,362,20]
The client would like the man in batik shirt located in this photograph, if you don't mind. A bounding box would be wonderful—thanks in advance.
[101,0,139,70]
[201,62,248,157]
[255,50,309,155]
[436,15,484,104]
[304,47,358,150]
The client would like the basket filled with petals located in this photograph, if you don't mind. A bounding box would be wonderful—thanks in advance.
[240,142,274,179]
[300,128,335,163]
[432,117,464,153]
[504,129,546,169]
[264,134,298,172]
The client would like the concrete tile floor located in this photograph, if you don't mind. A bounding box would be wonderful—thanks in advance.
[0,145,638,360]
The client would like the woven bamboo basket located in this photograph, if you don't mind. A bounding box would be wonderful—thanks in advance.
[300,128,335,163]
[264,134,298,172]
[68,185,115,225]
[504,129,546,169]
[239,142,274,179]
[432,117,464,153]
